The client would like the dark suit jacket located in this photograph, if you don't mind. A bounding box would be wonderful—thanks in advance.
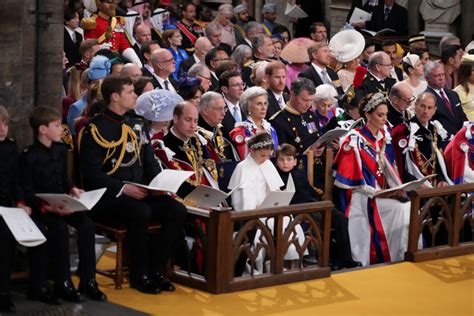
[298,65,344,95]
[221,98,247,138]
[64,28,82,68]
[210,72,220,92]
[154,76,179,91]
[141,66,160,88]
[366,2,408,36]
[394,67,404,82]
[178,55,197,77]
[426,86,468,140]
[355,72,396,104]
[266,89,289,120]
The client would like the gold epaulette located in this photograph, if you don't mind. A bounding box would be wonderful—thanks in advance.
[62,124,74,150]
[81,15,97,31]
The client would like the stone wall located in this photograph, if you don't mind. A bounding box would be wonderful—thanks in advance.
[0,0,63,149]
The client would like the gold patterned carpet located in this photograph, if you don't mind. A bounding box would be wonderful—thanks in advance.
[95,254,474,316]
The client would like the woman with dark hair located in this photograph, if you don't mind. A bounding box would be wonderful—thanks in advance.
[162,28,189,80]
[402,53,427,99]
[177,77,204,107]
[333,92,419,267]
[133,76,154,96]
[272,24,291,44]
[453,54,474,121]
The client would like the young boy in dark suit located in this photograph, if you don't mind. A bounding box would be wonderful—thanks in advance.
[21,106,106,302]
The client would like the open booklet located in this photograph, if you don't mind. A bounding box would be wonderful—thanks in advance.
[349,7,372,23]
[284,3,308,19]
[374,175,437,198]
[0,207,46,247]
[36,188,107,212]
[259,175,295,208]
[303,128,348,154]
[184,185,239,209]
[125,169,194,194]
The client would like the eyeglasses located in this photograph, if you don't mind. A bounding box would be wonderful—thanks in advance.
[399,96,416,103]
[158,58,175,63]
[198,74,211,81]
[213,58,229,62]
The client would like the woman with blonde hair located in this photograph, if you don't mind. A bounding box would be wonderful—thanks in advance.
[213,4,236,50]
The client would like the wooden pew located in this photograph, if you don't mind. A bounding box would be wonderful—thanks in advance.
[405,183,474,262]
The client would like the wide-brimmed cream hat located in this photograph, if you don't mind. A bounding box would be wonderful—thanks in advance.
[329,30,365,63]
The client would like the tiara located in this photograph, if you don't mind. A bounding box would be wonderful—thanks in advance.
[249,139,274,150]
[363,92,389,113]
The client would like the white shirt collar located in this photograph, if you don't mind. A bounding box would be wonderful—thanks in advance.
[223,94,239,108]
[155,74,176,93]
[65,26,76,39]
[193,54,201,63]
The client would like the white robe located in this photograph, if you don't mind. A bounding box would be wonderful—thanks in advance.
[228,156,307,273]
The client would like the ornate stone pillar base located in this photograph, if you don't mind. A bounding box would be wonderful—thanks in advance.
[422,22,456,56]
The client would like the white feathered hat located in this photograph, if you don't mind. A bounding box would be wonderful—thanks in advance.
[329,29,365,63]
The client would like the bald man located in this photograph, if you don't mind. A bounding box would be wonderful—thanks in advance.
[151,48,178,91]
[179,37,213,77]
[387,81,415,128]
[120,63,143,81]
[132,24,152,62]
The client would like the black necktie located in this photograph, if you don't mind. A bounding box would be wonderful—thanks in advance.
[164,80,170,90]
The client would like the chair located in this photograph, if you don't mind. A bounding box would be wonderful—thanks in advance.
[95,221,161,290]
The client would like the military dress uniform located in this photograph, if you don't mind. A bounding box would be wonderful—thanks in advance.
[82,12,130,53]
[20,141,97,297]
[79,109,186,286]
[176,20,203,54]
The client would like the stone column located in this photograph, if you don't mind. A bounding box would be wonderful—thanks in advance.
[0,0,37,147]
[408,0,422,36]
[36,0,64,110]
[461,0,473,47]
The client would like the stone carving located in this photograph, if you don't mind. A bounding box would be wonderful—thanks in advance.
[419,0,461,24]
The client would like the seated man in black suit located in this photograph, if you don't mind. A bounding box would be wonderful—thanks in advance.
[298,42,344,96]
[265,61,289,119]
[352,0,408,36]
[355,51,396,103]
[387,82,415,129]
[424,61,468,144]
[140,41,161,84]
[178,36,212,79]
[219,70,246,137]
[204,47,229,91]
[133,24,152,64]
[150,48,179,91]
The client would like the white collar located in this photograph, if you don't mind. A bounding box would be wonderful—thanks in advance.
[193,54,201,63]
[65,26,76,38]
[170,126,190,144]
[311,63,327,75]
[223,94,239,108]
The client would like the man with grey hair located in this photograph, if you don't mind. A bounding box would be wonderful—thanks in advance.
[237,21,264,48]
[188,63,212,92]
[204,22,232,56]
[151,48,178,91]
[252,34,274,62]
[197,91,239,161]
[387,81,415,128]
[424,61,467,141]
[355,51,396,104]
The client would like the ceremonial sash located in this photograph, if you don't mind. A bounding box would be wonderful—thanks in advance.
[177,22,197,44]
